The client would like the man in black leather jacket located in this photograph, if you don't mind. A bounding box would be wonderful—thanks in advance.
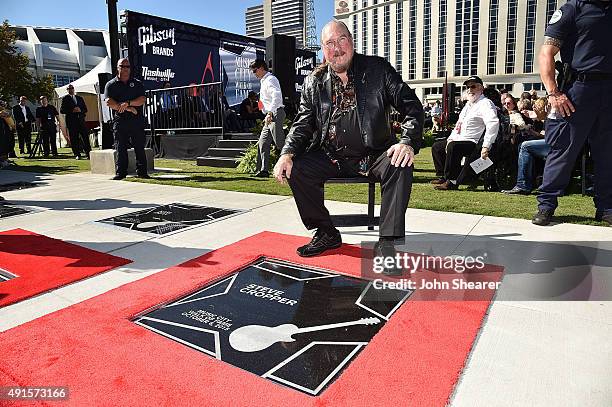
[274,20,423,260]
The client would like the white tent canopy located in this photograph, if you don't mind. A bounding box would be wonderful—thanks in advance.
[53,56,113,145]
[55,56,112,97]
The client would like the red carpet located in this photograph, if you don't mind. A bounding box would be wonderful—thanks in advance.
[0,232,502,407]
[0,229,132,307]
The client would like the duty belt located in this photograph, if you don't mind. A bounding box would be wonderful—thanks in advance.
[575,72,612,82]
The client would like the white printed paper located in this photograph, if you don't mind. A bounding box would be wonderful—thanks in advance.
[470,157,493,174]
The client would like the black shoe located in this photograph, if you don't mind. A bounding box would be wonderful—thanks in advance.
[297,229,342,257]
[596,209,612,225]
[137,174,151,179]
[254,170,270,178]
[374,240,403,276]
[502,186,531,195]
[532,208,554,226]
[112,174,126,180]
[434,180,458,190]
[595,209,603,222]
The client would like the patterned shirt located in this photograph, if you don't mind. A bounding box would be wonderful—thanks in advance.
[325,69,367,173]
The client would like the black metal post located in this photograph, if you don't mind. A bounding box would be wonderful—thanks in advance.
[107,0,120,69]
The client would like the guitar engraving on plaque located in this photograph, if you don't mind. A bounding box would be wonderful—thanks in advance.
[229,317,381,353]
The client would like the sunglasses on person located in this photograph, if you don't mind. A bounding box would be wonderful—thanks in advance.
[465,84,479,89]
[118,65,131,69]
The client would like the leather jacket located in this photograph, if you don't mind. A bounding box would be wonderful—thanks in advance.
[281,53,424,157]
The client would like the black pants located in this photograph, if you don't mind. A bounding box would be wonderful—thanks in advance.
[288,149,413,238]
[538,79,612,212]
[431,140,476,181]
[431,139,447,176]
[67,120,91,158]
[40,125,57,156]
[16,122,32,154]
[114,119,147,176]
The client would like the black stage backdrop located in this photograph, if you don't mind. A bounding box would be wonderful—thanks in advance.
[124,11,265,92]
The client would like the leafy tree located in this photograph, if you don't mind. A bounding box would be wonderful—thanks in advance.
[0,20,54,103]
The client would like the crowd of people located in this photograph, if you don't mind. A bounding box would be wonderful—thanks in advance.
[0,90,91,167]
[427,84,553,196]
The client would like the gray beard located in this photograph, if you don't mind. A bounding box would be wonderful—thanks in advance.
[466,92,481,103]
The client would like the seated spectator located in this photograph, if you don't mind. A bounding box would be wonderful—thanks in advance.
[502,97,549,194]
[499,89,509,102]
[517,98,532,113]
[221,95,241,132]
[239,91,265,120]
[503,95,533,143]
[431,76,499,190]
[520,91,532,101]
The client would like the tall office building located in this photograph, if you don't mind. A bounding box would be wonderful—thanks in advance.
[335,0,565,101]
[245,5,266,38]
[245,0,318,51]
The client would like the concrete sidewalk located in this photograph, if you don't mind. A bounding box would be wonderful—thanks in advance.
[0,170,610,407]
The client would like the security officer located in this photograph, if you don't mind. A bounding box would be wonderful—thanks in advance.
[35,96,59,157]
[104,58,149,180]
[533,0,612,226]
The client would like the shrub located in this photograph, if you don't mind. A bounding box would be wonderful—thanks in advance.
[236,117,292,173]
[423,128,435,147]
[236,142,279,174]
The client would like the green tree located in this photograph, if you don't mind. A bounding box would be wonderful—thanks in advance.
[0,20,54,102]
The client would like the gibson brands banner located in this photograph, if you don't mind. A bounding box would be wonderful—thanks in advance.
[125,11,265,94]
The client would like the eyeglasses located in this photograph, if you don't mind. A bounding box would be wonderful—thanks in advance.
[323,36,349,50]
[118,65,131,69]
[251,68,259,74]
[465,84,479,89]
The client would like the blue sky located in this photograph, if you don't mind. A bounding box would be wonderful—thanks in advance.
[3,0,334,44]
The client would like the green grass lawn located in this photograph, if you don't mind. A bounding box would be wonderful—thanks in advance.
[7,146,604,226]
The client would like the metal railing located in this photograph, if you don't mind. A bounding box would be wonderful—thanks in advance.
[145,82,225,132]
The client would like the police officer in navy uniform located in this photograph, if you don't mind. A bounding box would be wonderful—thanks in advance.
[104,58,149,180]
[35,96,59,157]
[533,0,612,226]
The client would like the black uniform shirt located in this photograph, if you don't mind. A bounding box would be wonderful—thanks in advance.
[104,76,145,121]
[545,0,612,73]
[35,105,58,127]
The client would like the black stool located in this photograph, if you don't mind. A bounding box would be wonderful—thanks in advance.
[326,177,376,231]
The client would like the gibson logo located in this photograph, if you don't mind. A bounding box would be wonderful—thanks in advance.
[137,25,176,54]
[295,56,314,75]
[141,66,176,82]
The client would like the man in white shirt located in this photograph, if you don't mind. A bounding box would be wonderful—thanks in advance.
[431,76,499,190]
[250,59,285,177]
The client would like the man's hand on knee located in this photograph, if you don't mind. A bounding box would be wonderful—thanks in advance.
[386,143,415,167]
[274,153,294,184]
